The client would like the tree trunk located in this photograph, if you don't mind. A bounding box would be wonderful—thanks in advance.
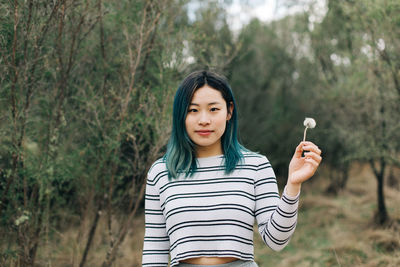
[376,171,388,225]
[370,159,389,225]
[339,162,349,189]
[79,200,103,267]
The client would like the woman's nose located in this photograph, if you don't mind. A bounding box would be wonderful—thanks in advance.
[198,112,211,125]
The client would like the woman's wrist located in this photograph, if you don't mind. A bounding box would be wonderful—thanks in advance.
[285,180,301,197]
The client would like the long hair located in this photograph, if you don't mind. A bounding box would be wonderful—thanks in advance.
[165,70,245,179]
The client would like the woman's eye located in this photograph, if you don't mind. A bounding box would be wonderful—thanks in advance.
[210,107,219,112]
[188,108,198,113]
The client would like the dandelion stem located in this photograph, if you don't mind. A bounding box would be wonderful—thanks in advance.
[303,127,308,142]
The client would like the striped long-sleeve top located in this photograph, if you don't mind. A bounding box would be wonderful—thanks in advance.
[142,152,300,266]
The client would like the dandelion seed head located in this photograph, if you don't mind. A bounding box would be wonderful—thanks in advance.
[303,117,316,128]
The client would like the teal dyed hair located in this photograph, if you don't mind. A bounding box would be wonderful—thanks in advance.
[165,70,245,179]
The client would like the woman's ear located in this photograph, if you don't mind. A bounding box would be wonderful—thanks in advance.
[227,101,234,121]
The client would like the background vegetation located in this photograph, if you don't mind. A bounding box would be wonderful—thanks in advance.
[1,0,399,266]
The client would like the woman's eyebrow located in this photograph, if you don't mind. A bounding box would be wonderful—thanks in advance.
[189,102,222,106]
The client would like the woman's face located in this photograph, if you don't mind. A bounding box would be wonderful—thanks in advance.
[185,85,232,158]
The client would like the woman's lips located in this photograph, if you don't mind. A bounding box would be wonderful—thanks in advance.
[196,130,213,136]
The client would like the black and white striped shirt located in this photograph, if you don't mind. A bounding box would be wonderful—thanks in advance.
[142,152,299,266]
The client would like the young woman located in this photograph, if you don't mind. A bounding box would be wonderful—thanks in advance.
[142,71,322,267]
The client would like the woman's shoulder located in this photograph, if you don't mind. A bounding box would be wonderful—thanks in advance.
[241,150,270,165]
[147,157,168,177]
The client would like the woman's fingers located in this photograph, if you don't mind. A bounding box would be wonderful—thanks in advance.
[304,157,320,174]
[304,155,321,167]
[304,151,322,163]
[294,142,305,156]
[301,142,321,155]
[293,142,322,165]
[289,142,322,183]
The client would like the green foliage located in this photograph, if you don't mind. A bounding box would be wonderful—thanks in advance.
[0,0,190,265]
[230,17,322,179]
[311,0,400,164]
[185,0,240,72]
[0,0,399,265]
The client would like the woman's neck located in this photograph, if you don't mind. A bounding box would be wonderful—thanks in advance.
[195,144,223,158]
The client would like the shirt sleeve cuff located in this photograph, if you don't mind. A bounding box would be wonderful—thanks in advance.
[283,185,300,202]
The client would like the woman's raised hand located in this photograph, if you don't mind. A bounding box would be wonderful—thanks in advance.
[286,141,322,196]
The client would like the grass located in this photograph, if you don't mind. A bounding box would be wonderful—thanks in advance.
[254,163,400,267]
[34,213,146,267]
[5,163,399,266]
